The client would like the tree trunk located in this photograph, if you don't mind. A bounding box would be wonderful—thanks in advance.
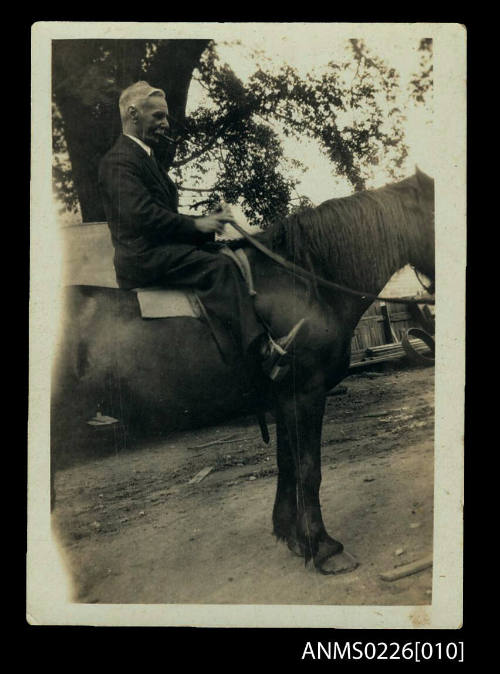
[53,39,210,222]
[55,89,120,222]
[52,40,125,222]
[145,40,210,169]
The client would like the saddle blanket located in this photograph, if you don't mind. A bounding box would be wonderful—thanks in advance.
[133,287,201,319]
[133,248,255,319]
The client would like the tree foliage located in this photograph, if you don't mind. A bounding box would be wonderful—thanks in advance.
[409,38,433,105]
[52,38,432,226]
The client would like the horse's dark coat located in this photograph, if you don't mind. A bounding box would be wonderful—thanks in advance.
[51,170,435,573]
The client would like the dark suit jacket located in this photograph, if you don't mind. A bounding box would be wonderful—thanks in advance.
[99,134,211,288]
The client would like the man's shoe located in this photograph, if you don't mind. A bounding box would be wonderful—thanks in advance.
[261,318,306,381]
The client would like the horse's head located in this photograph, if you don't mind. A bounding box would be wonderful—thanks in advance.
[410,166,435,294]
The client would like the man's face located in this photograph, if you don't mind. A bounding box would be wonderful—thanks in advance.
[135,96,169,147]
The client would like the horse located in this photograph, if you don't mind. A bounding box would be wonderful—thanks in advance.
[51,167,435,574]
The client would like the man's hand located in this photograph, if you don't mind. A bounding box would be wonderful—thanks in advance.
[195,203,235,235]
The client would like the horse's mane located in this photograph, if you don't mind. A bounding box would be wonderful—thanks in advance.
[231,174,431,292]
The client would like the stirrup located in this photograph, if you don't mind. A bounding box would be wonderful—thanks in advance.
[262,318,306,381]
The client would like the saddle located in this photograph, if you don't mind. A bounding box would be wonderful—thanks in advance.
[133,287,201,319]
[133,247,256,319]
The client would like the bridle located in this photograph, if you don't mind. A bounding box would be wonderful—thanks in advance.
[411,265,435,296]
[226,220,435,306]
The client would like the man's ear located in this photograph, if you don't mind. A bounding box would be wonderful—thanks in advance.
[128,105,138,122]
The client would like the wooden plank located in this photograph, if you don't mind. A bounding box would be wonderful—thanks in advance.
[387,311,412,322]
[349,338,432,368]
[380,554,433,582]
[188,466,214,484]
[379,303,394,344]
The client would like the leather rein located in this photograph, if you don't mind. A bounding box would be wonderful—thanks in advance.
[226,220,435,306]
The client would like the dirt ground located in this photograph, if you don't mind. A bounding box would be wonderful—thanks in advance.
[52,364,434,606]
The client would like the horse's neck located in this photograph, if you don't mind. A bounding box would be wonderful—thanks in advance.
[248,243,403,339]
[333,235,409,298]
[272,218,413,332]
[325,250,411,331]
[274,229,409,308]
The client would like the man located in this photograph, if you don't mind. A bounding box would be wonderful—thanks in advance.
[99,81,299,376]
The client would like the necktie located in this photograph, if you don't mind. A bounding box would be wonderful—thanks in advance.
[150,151,173,196]
[150,151,166,182]
[150,151,159,169]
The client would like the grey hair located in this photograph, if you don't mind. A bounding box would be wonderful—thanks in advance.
[119,81,166,122]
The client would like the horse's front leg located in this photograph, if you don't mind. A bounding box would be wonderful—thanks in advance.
[277,380,357,574]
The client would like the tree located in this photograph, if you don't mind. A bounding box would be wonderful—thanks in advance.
[52,39,209,221]
[52,38,432,226]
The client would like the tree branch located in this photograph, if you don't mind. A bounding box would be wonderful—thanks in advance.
[178,186,215,192]
[172,136,220,168]
[188,199,212,210]
[171,113,236,168]
[172,103,256,168]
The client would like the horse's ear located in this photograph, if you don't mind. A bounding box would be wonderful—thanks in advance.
[414,165,434,195]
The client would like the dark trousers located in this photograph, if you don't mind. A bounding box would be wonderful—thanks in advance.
[145,247,265,355]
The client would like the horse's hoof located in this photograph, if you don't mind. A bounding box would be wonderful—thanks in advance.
[287,536,304,557]
[315,549,359,575]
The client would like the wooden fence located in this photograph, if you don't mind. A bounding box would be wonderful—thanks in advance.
[350,300,431,368]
